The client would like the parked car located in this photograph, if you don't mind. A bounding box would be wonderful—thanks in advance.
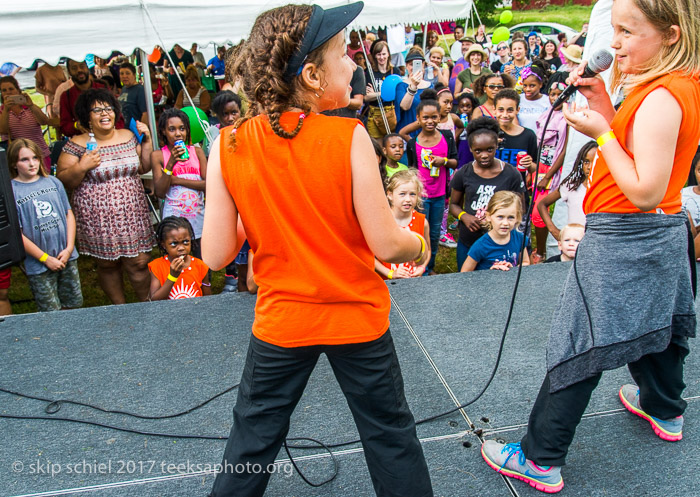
[509,22,578,43]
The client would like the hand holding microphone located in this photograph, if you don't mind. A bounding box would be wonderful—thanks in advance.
[552,49,613,108]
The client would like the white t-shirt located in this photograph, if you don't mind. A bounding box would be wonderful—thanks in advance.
[450,41,463,62]
[518,94,550,135]
[559,182,587,226]
[682,186,700,226]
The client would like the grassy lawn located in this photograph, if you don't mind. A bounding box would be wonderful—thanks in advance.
[435,4,594,49]
[480,5,594,31]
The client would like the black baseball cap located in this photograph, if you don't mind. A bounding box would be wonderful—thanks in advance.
[284,1,364,81]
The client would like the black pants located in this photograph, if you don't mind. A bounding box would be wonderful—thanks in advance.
[520,339,689,467]
[210,331,433,497]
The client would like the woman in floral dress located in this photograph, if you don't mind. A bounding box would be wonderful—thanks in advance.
[57,88,155,304]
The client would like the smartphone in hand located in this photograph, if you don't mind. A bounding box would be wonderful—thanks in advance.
[412,60,423,76]
[6,95,26,106]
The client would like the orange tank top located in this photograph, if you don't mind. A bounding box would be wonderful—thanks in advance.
[220,112,390,347]
[379,211,425,279]
[584,72,700,214]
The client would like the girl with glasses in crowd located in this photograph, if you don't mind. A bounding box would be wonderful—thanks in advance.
[57,89,155,305]
[491,42,511,73]
[471,73,515,121]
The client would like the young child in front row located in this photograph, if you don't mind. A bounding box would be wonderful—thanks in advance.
[460,190,530,272]
[383,133,408,179]
[375,170,430,279]
[148,216,210,300]
[544,223,585,263]
[10,139,83,312]
[537,140,597,242]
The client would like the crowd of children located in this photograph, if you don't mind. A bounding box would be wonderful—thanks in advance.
[6,27,629,314]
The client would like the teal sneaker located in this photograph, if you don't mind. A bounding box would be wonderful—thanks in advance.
[481,440,564,493]
[619,384,683,441]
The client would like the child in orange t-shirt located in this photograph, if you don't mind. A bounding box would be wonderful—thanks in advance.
[148,216,210,300]
[375,169,430,279]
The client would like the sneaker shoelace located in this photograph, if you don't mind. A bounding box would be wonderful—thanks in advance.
[498,442,526,472]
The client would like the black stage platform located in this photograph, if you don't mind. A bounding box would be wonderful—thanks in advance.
[2,262,698,497]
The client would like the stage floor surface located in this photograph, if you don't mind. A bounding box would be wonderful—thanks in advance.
[2,262,698,496]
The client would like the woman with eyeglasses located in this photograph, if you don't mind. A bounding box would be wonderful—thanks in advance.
[471,73,515,121]
[57,88,156,305]
[490,43,511,73]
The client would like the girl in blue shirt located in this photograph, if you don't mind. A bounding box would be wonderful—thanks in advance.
[461,190,530,271]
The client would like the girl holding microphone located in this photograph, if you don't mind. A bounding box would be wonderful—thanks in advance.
[481,0,700,492]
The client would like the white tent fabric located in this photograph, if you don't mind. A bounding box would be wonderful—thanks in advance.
[2,0,472,67]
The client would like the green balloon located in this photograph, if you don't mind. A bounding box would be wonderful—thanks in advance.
[499,10,513,24]
[492,26,510,44]
[181,105,208,144]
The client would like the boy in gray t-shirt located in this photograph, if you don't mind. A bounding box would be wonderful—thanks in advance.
[12,175,82,311]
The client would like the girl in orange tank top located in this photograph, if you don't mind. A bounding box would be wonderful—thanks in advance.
[375,169,430,279]
[201,4,433,496]
[481,0,700,493]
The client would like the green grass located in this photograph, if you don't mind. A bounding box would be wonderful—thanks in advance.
[8,249,230,314]
[435,4,594,48]
[483,5,595,31]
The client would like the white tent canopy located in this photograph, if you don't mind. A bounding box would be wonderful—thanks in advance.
[2,0,472,67]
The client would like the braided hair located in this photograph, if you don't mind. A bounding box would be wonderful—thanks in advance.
[227,5,326,149]
[155,216,195,254]
[562,140,597,192]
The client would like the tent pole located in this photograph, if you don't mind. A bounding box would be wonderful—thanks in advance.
[139,48,159,150]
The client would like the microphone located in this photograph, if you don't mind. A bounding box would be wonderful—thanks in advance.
[552,49,613,108]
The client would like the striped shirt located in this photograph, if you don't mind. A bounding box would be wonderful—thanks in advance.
[1,105,50,158]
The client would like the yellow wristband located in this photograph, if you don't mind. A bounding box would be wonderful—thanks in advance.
[458,211,467,221]
[163,168,173,176]
[413,233,426,263]
[596,130,616,147]
[387,270,394,280]
[167,273,178,283]
[39,253,49,262]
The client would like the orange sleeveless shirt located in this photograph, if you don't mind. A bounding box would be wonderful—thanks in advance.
[379,211,425,279]
[584,72,700,214]
[220,112,390,347]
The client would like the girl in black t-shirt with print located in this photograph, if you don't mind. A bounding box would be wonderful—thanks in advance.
[450,117,526,270]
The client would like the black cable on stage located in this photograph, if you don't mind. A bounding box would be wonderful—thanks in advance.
[283,438,339,487]
[0,413,227,440]
[0,384,239,419]
[0,106,567,486]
